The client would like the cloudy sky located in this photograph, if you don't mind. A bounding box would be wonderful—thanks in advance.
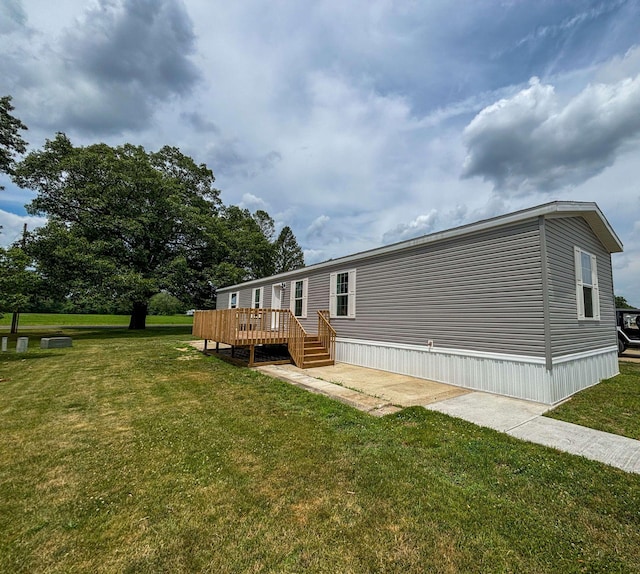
[1,0,640,302]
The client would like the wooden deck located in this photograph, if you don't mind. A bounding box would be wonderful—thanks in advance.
[193,308,336,368]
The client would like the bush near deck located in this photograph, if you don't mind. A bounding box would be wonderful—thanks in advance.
[1,328,639,573]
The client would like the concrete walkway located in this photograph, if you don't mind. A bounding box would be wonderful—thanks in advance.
[257,363,640,475]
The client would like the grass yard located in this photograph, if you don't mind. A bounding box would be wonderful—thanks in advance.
[0,312,193,327]
[545,361,640,441]
[1,328,639,573]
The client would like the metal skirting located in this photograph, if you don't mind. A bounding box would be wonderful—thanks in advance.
[335,338,619,404]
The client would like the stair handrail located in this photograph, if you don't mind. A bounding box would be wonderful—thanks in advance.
[317,310,336,362]
[287,311,308,368]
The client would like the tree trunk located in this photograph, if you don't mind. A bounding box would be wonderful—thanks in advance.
[10,312,19,334]
[128,302,148,330]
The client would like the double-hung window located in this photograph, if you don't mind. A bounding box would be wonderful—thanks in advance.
[290,278,308,318]
[229,291,239,309]
[575,247,599,320]
[252,287,263,309]
[330,269,356,318]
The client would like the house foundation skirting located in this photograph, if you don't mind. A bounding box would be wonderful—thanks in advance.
[335,338,619,404]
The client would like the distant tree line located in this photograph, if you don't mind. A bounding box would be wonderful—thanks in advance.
[0,96,305,329]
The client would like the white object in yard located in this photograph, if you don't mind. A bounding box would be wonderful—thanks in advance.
[16,337,28,353]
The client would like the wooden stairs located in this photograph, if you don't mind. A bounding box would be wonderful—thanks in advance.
[301,335,334,368]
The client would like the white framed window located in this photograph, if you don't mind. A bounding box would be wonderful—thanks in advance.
[252,287,263,309]
[329,269,356,318]
[228,291,239,309]
[290,278,308,318]
[574,247,599,320]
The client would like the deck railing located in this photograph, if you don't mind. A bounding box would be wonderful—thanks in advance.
[317,310,336,362]
[287,314,307,368]
[193,308,293,346]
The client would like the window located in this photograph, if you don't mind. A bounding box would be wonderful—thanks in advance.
[330,269,356,318]
[252,287,263,309]
[290,278,308,318]
[229,291,239,309]
[575,247,599,320]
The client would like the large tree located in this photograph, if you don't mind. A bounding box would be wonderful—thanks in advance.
[0,95,28,189]
[0,246,39,329]
[273,225,305,273]
[14,134,221,329]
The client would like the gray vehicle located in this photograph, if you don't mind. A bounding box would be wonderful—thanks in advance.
[617,308,640,355]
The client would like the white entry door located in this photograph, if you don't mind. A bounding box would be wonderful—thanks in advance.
[271,284,283,329]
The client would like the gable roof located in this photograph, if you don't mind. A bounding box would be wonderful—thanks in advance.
[218,201,623,292]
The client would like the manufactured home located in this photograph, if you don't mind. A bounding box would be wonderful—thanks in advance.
[193,201,623,404]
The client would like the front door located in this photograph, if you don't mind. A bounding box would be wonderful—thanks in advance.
[271,284,283,329]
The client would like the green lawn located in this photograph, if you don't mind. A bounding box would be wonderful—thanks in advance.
[0,312,193,327]
[545,361,640,440]
[1,328,639,573]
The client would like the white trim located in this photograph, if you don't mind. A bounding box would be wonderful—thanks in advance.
[252,286,264,309]
[290,278,308,318]
[217,201,622,293]
[575,246,600,321]
[336,337,547,364]
[337,337,618,367]
[330,269,356,318]
[228,291,239,309]
[553,345,617,364]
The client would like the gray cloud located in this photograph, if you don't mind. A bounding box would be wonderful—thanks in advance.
[0,209,47,248]
[306,214,330,239]
[238,193,267,210]
[207,139,281,179]
[462,75,640,194]
[381,205,468,245]
[17,0,202,135]
[0,0,26,34]
[180,111,220,134]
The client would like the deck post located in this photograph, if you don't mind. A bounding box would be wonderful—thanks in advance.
[216,341,220,352]
[249,345,255,366]
[204,339,208,351]
[231,346,235,358]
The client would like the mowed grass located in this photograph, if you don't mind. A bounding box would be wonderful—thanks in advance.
[0,312,193,327]
[1,329,639,573]
[545,361,640,440]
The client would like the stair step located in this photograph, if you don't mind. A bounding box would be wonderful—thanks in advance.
[304,354,330,362]
[304,347,328,355]
[302,358,334,368]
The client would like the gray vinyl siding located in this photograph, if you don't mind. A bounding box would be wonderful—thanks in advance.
[545,217,617,357]
[327,220,545,356]
[217,220,546,357]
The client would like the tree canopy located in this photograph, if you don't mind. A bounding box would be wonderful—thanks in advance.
[0,246,38,322]
[13,133,306,328]
[274,225,305,274]
[615,295,635,309]
[14,134,221,328]
[0,95,28,189]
